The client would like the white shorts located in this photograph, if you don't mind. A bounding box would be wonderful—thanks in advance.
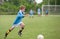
[12,22,23,28]
[38,12,40,14]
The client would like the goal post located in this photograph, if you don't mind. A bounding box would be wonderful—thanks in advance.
[42,5,60,16]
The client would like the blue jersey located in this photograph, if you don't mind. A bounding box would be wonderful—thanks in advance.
[13,10,24,25]
[29,10,34,15]
[38,8,40,12]
[46,10,48,14]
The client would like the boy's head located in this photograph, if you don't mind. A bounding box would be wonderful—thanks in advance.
[20,5,26,12]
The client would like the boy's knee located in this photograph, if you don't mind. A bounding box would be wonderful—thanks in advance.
[21,23,25,26]
[23,24,25,26]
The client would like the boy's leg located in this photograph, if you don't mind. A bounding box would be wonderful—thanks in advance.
[18,22,25,36]
[4,26,15,39]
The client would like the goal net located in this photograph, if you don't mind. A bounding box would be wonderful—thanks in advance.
[42,5,60,16]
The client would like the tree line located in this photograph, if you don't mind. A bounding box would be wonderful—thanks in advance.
[0,0,60,15]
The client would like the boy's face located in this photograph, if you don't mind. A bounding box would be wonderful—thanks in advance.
[22,8,25,12]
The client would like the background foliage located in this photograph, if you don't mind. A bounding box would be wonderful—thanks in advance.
[0,0,60,15]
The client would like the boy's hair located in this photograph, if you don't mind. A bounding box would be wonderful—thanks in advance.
[20,5,26,10]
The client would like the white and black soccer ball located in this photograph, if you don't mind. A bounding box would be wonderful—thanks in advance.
[37,34,44,39]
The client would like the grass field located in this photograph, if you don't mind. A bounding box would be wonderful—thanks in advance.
[0,15,60,39]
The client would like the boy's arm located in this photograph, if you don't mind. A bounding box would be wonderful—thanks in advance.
[18,12,28,18]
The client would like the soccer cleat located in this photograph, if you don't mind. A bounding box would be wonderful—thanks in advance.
[4,32,8,39]
[18,32,22,36]
[4,33,7,39]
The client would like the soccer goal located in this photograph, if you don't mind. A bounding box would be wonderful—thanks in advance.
[42,5,60,16]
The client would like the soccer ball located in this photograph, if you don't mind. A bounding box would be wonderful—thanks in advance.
[37,34,44,39]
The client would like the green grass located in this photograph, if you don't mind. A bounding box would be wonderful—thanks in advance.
[0,15,60,39]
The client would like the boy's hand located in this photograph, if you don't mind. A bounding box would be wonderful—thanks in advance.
[25,14,29,17]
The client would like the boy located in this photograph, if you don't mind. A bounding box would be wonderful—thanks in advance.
[4,5,26,39]
[37,8,41,16]
[46,9,48,15]
[29,9,34,18]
